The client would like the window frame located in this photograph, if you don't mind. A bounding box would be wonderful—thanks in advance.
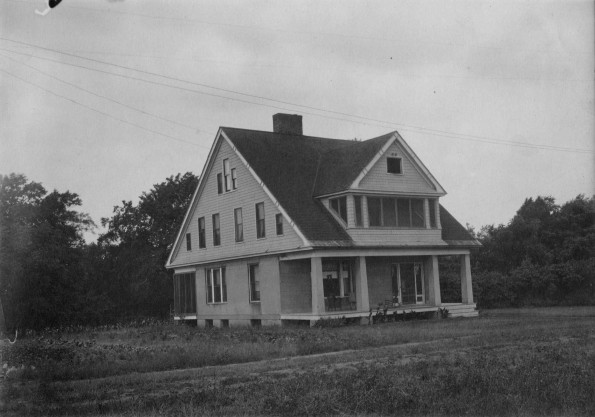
[205,267,227,304]
[234,207,244,243]
[248,263,260,303]
[212,213,220,246]
[255,202,266,239]
[275,213,284,236]
[217,173,223,195]
[366,196,426,228]
[231,168,237,190]
[329,196,347,223]
[198,217,206,249]
[185,233,192,251]
[387,157,403,174]
[223,159,231,192]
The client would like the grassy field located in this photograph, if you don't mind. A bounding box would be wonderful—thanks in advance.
[1,306,594,416]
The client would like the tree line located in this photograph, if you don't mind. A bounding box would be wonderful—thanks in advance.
[1,172,593,331]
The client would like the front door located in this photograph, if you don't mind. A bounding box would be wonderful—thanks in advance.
[392,262,425,305]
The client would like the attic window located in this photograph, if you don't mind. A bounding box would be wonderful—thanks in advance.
[387,157,402,174]
[330,197,347,223]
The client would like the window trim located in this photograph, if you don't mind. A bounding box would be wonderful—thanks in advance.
[275,213,284,236]
[198,217,206,249]
[185,233,192,251]
[234,207,244,243]
[212,213,221,246]
[248,263,260,303]
[387,157,403,174]
[223,159,231,192]
[206,267,227,304]
[255,202,266,239]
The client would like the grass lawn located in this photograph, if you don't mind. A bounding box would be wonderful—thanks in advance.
[1,306,594,416]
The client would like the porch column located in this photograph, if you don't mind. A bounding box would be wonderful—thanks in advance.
[362,196,369,228]
[425,255,441,306]
[460,253,473,304]
[435,199,442,229]
[311,257,325,314]
[354,256,370,312]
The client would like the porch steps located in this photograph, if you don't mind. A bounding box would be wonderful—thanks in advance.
[442,303,478,318]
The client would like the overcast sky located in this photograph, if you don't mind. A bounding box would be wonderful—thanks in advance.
[1,0,593,241]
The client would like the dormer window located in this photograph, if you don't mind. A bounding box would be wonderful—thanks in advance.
[330,196,347,223]
[387,157,402,174]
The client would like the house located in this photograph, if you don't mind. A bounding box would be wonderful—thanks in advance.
[166,114,480,327]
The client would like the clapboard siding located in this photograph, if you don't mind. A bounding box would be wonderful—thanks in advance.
[169,139,304,267]
[358,142,438,194]
[279,259,312,313]
[347,228,445,246]
[192,256,281,318]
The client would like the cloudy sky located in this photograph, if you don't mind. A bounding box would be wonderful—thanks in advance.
[1,0,593,241]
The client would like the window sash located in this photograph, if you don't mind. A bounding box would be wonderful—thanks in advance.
[206,268,227,304]
[223,159,231,192]
[198,217,206,248]
[256,202,265,238]
[249,264,260,302]
[234,208,243,242]
[275,213,283,235]
[185,233,192,251]
[217,173,223,195]
[231,168,237,190]
[212,213,220,246]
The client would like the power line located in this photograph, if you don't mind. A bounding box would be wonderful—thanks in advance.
[0,67,208,149]
[1,39,592,154]
[0,52,207,134]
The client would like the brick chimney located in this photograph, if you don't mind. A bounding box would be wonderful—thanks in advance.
[273,113,303,135]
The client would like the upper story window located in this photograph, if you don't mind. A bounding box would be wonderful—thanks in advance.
[368,197,425,228]
[275,213,284,235]
[198,217,206,248]
[223,159,232,191]
[212,213,221,246]
[255,202,265,238]
[185,233,192,251]
[387,157,402,174]
[217,159,237,194]
[330,196,347,223]
[206,267,227,304]
[429,199,437,228]
[234,208,243,242]
[354,196,363,226]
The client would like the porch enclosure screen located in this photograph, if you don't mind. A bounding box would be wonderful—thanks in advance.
[391,263,424,305]
[322,259,356,311]
[174,272,196,316]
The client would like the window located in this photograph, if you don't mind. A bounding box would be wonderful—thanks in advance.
[330,196,347,223]
[255,202,265,238]
[368,197,381,226]
[397,198,410,226]
[276,213,283,235]
[354,196,363,226]
[173,273,196,315]
[322,259,353,299]
[429,199,437,228]
[185,233,192,251]
[198,217,206,248]
[206,267,227,303]
[231,168,237,190]
[367,197,426,228]
[411,199,425,227]
[382,198,397,227]
[223,159,231,192]
[212,213,220,246]
[249,264,260,302]
[217,173,223,195]
[387,157,402,174]
[234,208,243,242]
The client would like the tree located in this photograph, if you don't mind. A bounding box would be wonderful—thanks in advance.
[99,173,198,318]
[0,174,94,329]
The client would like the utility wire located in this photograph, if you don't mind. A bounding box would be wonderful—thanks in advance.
[0,67,207,148]
[1,39,592,154]
[0,51,207,134]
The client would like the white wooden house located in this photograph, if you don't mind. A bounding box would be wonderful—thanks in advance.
[166,114,480,327]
